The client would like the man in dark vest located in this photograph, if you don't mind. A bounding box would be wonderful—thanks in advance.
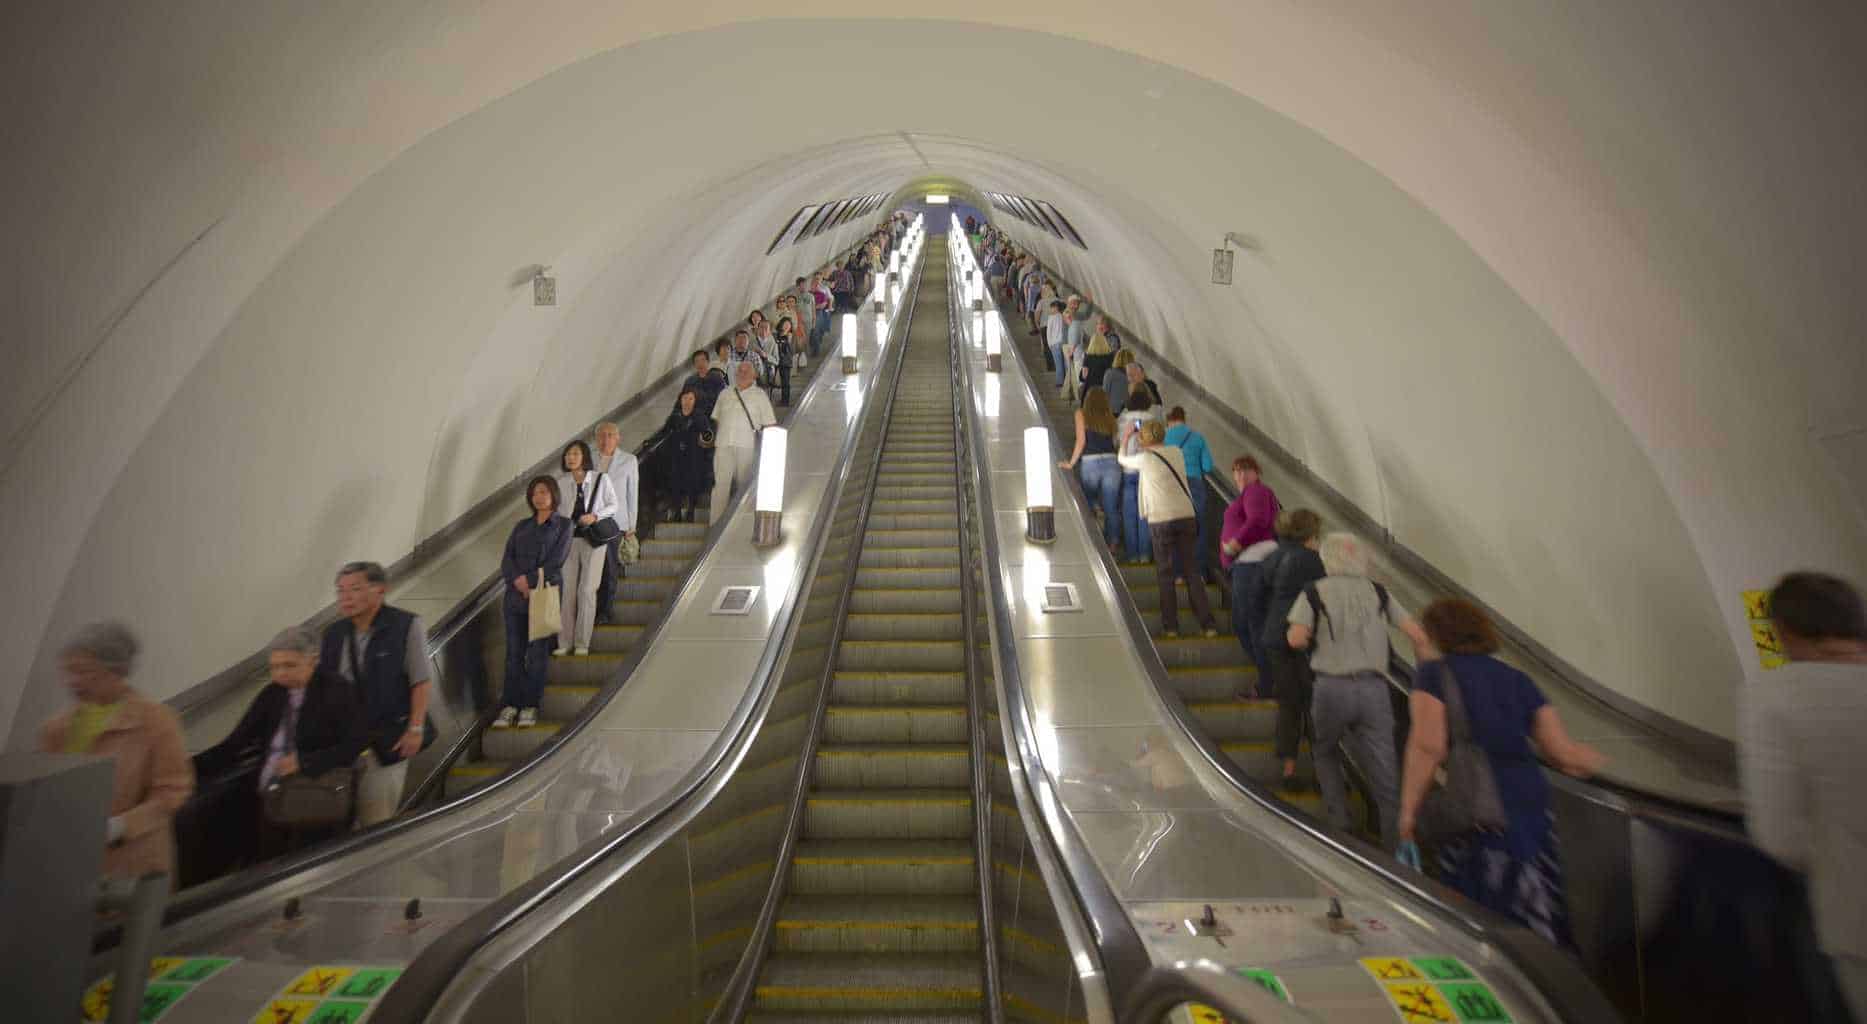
[321,561,436,827]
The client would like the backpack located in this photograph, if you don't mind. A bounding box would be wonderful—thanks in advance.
[1301,579,1390,643]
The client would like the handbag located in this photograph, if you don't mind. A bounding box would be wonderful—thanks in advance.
[618,532,640,564]
[1414,661,1509,842]
[528,568,562,642]
[574,472,622,545]
[794,350,809,370]
[263,767,356,828]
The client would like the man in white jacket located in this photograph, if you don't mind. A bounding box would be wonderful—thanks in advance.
[591,422,639,623]
[711,361,779,524]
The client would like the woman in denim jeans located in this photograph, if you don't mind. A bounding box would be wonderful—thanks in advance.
[1060,387,1123,553]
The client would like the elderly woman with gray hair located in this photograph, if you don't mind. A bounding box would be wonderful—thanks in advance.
[195,626,370,860]
[1285,532,1434,850]
[37,622,195,884]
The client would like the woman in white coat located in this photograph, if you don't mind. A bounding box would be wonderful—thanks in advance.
[554,440,620,656]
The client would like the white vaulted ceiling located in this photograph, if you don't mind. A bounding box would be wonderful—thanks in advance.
[3,4,1864,747]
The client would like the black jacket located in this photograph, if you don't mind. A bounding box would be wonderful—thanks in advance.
[1255,541,1326,651]
[194,669,370,781]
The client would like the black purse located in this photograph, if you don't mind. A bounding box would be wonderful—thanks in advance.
[1415,661,1509,842]
[260,700,356,828]
[574,471,623,544]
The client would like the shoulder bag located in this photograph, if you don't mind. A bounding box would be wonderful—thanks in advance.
[260,700,356,827]
[578,472,623,545]
[1415,661,1509,842]
[528,566,563,642]
[1146,449,1196,510]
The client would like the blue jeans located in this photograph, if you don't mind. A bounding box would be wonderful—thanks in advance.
[1049,343,1067,388]
[1121,471,1151,561]
[501,603,554,709]
[1187,476,1212,578]
[1230,562,1265,672]
[1078,456,1122,549]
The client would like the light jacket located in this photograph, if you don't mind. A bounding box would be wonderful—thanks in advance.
[39,691,195,883]
[1118,443,1196,523]
[715,384,778,449]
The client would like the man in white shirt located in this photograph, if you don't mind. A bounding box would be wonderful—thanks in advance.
[1743,571,1867,1018]
[711,361,779,524]
[590,422,639,623]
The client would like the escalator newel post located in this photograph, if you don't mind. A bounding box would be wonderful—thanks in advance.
[1023,427,1056,544]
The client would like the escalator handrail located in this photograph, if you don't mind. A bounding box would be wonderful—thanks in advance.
[374,239,927,1024]
[706,244,930,1022]
[970,239,1622,1024]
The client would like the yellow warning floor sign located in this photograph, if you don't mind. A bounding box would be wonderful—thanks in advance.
[1361,957,1425,982]
[282,967,354,998]
[1185,1004,1228,1024]
[253,998,322,1024]
[149,957,186,979]
[1383,981,1457,1022]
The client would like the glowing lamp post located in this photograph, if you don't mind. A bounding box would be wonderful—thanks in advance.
[870,268,886,314]
[841,313,858,374]
[753,427,787,548]
[985,313,1003,372]
[1024,427,1055,544]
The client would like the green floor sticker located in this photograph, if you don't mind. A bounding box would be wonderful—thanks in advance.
[304,1001,370,1024]
[161,958,235,985]
[137,982,192,1022]
[1234,968,1291,1003]
[1440,982,1512,1022]
[334,967,402,1000]
[1412,957,1475,981]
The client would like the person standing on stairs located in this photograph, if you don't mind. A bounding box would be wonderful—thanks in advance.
[659,387,716,523]
[1102,348,1134,413]
[1286,532,1434,850]
[553,441,621,658]
[1126,359,1164,408]
[1116,390,1164,563]
[1060,386,1124,555]
[495,477,571,730]
[322,561,437,827]
[772,316,798,406]
[1119,420,1219,638]
[710,360,779,524]
[590,422,638,627]
[1164,407,1216,582]
[677,349,727,418]
[1220,455,1281,677]
[1044,300,1070,389]
[1255,509,1325,787]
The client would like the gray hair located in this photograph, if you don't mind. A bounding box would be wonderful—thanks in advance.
[268,625,321,657]
[1318,532,1372,578]
[336,561,387,585]
[63,621,139,676]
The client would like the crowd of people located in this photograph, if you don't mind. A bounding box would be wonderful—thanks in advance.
[36,217,914,883]
[967,222,1865,1004]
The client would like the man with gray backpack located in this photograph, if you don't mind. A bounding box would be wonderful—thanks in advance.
[1286,532,1433,850]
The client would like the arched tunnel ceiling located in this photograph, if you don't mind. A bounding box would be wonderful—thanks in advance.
[3,6,1865,748]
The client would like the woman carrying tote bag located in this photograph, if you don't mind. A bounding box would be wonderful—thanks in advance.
[1399,598,1605,946]
[494,475,571,730]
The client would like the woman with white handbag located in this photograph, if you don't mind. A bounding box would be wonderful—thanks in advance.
[494,475,571,729]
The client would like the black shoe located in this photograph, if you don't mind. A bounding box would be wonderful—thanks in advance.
[1280,775,1309,795]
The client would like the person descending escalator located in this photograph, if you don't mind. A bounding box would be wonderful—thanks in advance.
[772,316,797,406]
[657,387,716,523]
[676,349,728,418]
[494,477,571,731]
[1285,532,1434,851]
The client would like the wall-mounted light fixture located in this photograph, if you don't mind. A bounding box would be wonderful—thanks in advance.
[533,267,557,307]
[753,427,787,548]
[926,194,950,205]
[1024,427,1055,544]
[841,313,858,374]
[985,314,1003,372]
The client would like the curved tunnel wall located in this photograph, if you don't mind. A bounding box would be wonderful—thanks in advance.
[4,9,1864,748]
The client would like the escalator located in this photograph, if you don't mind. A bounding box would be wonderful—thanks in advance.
[1009,327,1335,824]
[751,236,992,1017]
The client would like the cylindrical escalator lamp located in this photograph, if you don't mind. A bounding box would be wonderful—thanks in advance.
[985,314,1003,372]
[841,313,858,373]
[753,427,787,547]
[889,250,902,276]
[1024,427,1055,544]
[871,272,886,314]
[971,310,984,350]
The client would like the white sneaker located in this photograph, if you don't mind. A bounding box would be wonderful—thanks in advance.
[573,645,590,656]
[552,646,569,656]
[517,708,538,728]
[491,707,517,729]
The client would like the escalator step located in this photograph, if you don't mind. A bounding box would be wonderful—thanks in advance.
[775,895,980,954]
[790,839,976,895]
[755,953,983,1012]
